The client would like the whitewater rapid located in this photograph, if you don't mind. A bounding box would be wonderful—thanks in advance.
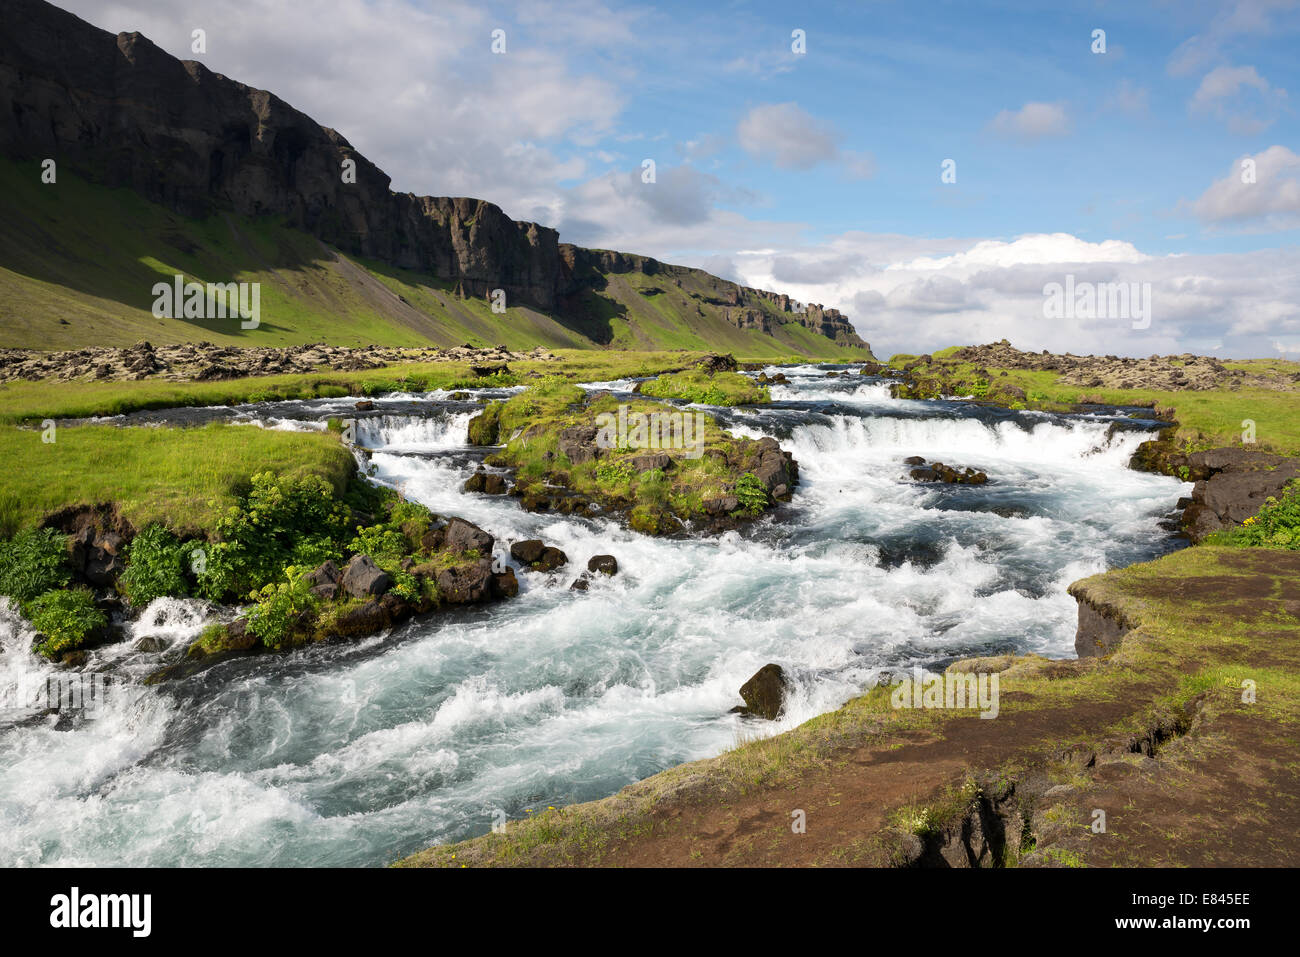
[0,366,1189,866]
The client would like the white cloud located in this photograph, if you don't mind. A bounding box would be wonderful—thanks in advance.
[1189,64,1286,132]
[1189,145,1300,229]
[732,233,1300,359]
[737,102,840,170]
[736,102,875,179]
[988,101,1069,140]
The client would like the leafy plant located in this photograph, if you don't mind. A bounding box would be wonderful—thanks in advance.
[734,473,769,513]
[594,460,636,486]
[120,525,193,607]
[246,567,319,649]
[195,472,349,600]
[0,527,70,608]
[28,588,106,659]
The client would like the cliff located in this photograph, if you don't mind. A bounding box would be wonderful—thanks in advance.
[0,0,868,353]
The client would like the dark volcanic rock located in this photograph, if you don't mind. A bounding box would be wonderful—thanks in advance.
[435,559,494,604]
[587,554,618,576]
[737,663,791,720]
[1181,448,1300,541]
[341,555,391,599]
[510,539,546,565]
[443,518,494,555]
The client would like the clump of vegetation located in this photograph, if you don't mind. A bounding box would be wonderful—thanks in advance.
[639,370,769,406]
[246,568,319,649]
[0,527,70,608]
[1209,482,1300,549]
[120,525,196,607]
[479,384,794,534]
[195,472,352,601]
[734,473,769,513]
[27,587,106,659]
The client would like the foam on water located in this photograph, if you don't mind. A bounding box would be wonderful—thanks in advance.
[0,367,1190,866]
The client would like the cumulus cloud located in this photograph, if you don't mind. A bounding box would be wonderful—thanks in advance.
[737,102,840,170]
[736,103,874,179]
[1189,64,1287,132]
[988,102,1069,140]
[1189,145,1300,229]
[732,233,1300,359]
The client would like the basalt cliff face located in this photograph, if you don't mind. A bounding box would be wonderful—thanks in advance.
[0,0,867,351]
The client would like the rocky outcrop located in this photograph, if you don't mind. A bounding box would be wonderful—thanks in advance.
[1067,584,1136,658]
[1180,448,1300,541]
[0,0,866,352]
[948,340,1295,393]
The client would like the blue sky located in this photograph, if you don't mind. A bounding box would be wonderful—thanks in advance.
[61,0,1300,356]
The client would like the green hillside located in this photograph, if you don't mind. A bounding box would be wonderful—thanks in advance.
[0,159,865,359]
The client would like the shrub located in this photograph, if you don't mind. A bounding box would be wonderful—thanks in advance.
[194,472,350,600]
[246,568,319,649]
[28,588,106,659]
[594,460,636,486]
[734,473,769,513]
[0,528,70,608]
[1209,482,1300,549]
[120,525,194,607]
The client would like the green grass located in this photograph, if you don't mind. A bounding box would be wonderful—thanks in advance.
[0,422,355,535]
[639,369,770,406]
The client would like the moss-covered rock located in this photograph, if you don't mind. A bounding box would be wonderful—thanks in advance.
[468,381,797,535]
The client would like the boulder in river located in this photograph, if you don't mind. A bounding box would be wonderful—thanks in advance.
[444,517,494,555]
[736,663,791,720]
[587,555,618,576]
[435,558,495,604]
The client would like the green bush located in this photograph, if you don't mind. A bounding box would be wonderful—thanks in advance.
[246,568,319,649]
[1209,482,1300,549]
[0,527,70,608]
[195,472,350,601]
[27,588,107,659]
[120,525,194,606]
[734,473,769,513]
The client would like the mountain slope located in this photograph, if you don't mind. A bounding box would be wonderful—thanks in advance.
[0,0,870,357]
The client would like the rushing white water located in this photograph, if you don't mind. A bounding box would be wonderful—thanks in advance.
[0,367,1189,867]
